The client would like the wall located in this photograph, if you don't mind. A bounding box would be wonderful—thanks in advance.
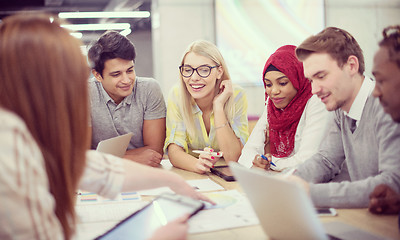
[151,0,215,99]
[129,29,154,78]
[325,0,400,77]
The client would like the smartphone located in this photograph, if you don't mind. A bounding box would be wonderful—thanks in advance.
[210,165,236,182]
[316,207,337,216]
[95,193,204,240]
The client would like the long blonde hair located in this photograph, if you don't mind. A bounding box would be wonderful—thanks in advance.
[0,14,90,239]
[178,40,234,138]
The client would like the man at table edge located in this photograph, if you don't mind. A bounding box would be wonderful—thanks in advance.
[368,25,400,219]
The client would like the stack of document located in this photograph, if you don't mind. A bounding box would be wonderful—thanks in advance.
[75,178,259,239]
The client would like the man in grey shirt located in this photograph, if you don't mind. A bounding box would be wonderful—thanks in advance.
[289,27,400,208]
[88,31,166,167]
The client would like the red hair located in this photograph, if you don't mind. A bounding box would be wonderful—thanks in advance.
[0,14,90,239]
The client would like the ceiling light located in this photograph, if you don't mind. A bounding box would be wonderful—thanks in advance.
[59,11,150,19]
[70,32,83,39]
[120,28,132,36]
[61,23,131,31]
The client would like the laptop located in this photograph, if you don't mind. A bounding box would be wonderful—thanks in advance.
[96,133,133,158]
[229,162,388,240]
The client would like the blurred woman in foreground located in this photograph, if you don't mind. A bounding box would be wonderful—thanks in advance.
[0,13,208,240]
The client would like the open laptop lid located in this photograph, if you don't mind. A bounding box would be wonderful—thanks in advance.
[229,162,328,240]
[96,133,133,158]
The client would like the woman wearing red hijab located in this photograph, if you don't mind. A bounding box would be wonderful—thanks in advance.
[239,45,331,171]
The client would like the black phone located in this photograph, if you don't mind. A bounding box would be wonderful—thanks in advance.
[210,165,236,181]
[95,193,204,240]
[316,207,337,216]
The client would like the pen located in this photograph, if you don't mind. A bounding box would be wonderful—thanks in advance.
[261,154,276,167]
[193,150,221,157]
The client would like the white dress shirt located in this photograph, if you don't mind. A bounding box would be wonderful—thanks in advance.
[345,76,375,128]
[0,108,125,240]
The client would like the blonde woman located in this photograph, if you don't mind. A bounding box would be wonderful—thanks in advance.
[164,40,249,174]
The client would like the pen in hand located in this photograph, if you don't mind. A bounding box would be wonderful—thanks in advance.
[193,150,222,157]
[261,154,276,167]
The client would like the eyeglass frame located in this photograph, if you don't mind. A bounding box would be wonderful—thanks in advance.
[179,64,219,78]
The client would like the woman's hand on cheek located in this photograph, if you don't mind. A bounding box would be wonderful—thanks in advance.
[213,80,233,110]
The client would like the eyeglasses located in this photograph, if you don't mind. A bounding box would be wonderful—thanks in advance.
[179,65,218,78]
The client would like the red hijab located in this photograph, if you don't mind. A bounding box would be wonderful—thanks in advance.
[263,45,312,158]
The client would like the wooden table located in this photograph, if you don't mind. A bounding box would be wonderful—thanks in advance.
[162,161,400,240]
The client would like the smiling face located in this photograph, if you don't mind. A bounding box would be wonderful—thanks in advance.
[93,58,135,105]
[181,52,223,103]
[264,71,297,109]
[372,46,400,122]
[303,52,356,112]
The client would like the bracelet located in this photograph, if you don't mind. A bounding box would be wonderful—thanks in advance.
[215,121,229,130]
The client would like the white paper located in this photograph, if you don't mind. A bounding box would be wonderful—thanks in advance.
[75,191,146,223]
[76,189,259,239]
[160,159,173,169]
[187,178,224,192]
[76,191,141,205]
[138,178,224,196]
[137,186,174,196]
[188,190,259,233]
[76,201,148,223]
[75,194,148,240]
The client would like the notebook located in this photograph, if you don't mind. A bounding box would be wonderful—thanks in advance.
[96,133,133,158]
[229,162,388,240]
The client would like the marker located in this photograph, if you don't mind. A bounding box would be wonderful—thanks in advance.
[193,150,221,157]
[261,154,276,167]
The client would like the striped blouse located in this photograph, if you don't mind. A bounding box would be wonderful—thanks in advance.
[0,108,124,239]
